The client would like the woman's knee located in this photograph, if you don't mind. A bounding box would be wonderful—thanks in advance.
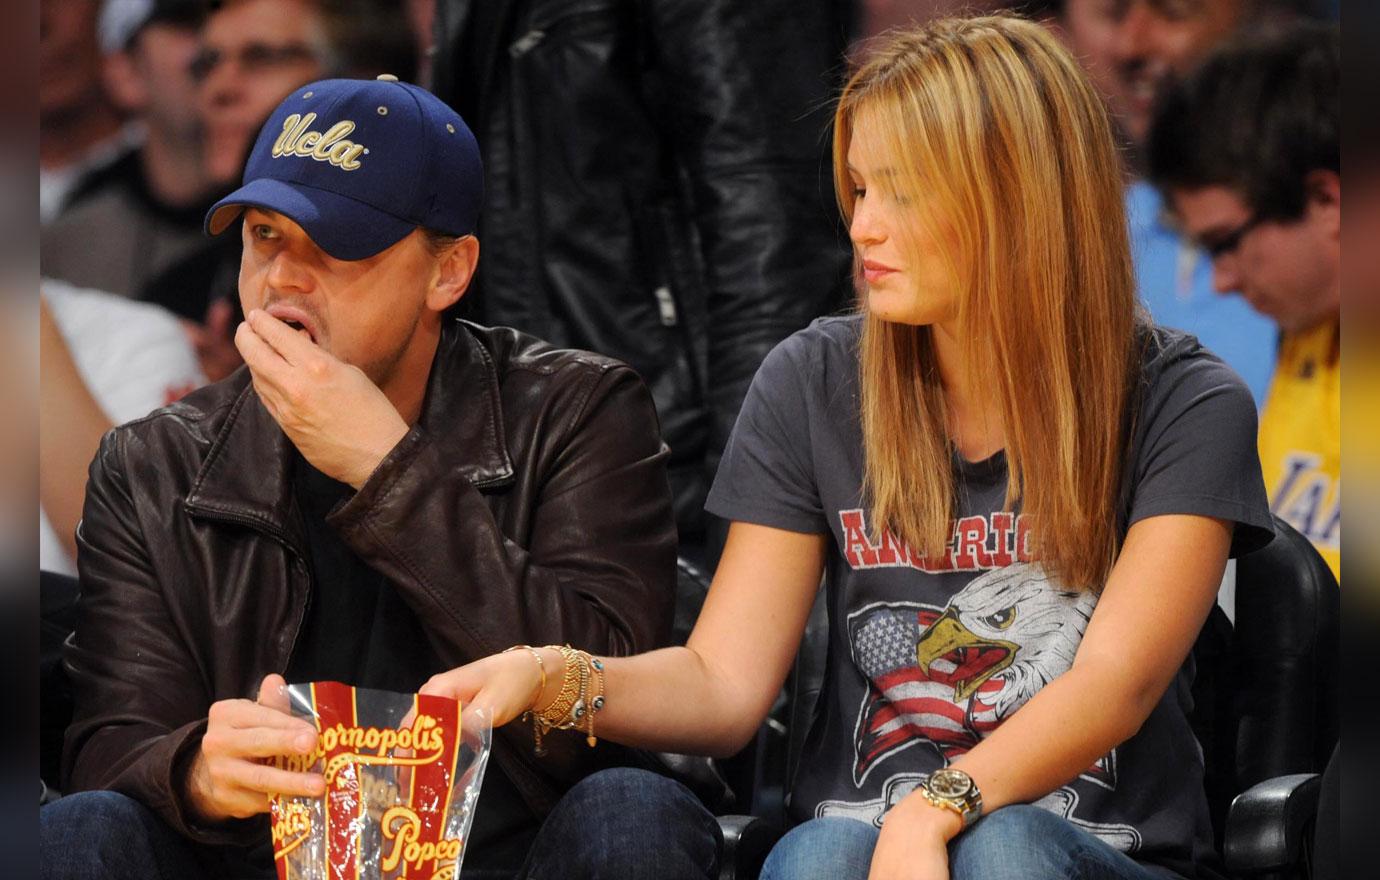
[761,816,878,880]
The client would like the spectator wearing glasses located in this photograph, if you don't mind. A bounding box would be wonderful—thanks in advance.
[41,0,212,300]
[1148,22,1340,580]
[190,0,414,189]
[1024,0,1319,408]
[190,0,329,189]
[140,0,415,382]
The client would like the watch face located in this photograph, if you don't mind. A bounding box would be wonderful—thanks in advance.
[928,769,973,799]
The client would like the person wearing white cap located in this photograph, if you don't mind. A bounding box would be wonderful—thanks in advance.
[41,0,211,300]
[39,0,129,223]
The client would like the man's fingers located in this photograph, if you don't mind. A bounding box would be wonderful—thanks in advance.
[246,309,316,367]
[234,724,317,759]
[224,760,326,799]
[234,319,287,378]
[257,673,291,713]
[203,725,317,765]
[211,698,316,734]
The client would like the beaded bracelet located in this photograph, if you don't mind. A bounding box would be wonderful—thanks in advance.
[521,645,608,755]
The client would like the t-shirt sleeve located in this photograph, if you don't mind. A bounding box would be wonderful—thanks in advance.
[705,330,830,534]
[1128,339,1275,557]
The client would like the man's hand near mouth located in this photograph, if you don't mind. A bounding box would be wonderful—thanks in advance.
[235,309,409,489]
[264,302,320,345]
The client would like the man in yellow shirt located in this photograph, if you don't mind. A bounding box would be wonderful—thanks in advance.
[1148,21,1340,581]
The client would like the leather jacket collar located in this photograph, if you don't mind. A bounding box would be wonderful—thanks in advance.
[184,320,516,543]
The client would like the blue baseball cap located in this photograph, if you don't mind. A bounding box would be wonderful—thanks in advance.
[205,75,483,261]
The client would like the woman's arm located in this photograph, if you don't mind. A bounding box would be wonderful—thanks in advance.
[869,513,1232,879]
[422,520,828,757]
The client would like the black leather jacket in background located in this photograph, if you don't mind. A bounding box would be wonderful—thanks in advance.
[433,0,853,540]
[63,320,678,847]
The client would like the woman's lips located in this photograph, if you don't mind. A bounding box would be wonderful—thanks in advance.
[862,260,898,284]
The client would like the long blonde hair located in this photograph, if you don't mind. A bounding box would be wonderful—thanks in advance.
[837,17,1141,590]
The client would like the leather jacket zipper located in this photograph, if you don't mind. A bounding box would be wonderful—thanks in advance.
[509,29,545,57]
[510,6,612,58]
[183,503,312,669]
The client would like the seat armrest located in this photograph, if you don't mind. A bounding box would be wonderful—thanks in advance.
[717,814,781,880]
[1223,773,1322,875]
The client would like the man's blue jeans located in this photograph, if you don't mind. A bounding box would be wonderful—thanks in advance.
[760,807,1184,880]
[40,767,720,880]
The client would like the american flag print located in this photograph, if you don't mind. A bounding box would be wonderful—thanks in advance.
[847,563,1107,788]
[850,605,1007,783]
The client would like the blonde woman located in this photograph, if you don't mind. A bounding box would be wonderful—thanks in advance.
[423,16,1272,880]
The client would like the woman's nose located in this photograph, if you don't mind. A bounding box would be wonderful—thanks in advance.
[850,198,885,247]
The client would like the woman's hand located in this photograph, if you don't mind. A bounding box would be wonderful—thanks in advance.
[420,649,555,730]
[866,791,963,880]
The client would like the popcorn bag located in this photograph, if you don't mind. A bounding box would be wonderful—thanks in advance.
[270,681,491,880]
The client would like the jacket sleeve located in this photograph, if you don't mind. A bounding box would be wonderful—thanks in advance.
[328,363,678,665]
[63,427,261,846]
[647,0,854,458]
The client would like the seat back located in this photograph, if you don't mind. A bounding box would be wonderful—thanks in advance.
[1191,514,1340,851]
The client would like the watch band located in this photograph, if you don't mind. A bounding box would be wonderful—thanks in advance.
[919,768,983,828]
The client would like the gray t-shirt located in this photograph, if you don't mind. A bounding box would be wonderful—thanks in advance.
[706,315,1273,879]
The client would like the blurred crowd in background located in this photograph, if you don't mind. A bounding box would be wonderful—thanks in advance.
[38,0,1340,589]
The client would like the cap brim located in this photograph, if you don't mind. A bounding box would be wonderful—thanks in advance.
[204,178,417,262]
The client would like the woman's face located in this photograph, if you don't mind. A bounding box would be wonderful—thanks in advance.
[846,112,958,327]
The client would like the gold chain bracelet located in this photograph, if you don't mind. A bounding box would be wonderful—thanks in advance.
[584,656,605,747]
[501,645,547,709]
[520,645,608,755]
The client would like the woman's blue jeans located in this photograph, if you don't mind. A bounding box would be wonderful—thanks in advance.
[760,806,1182,880]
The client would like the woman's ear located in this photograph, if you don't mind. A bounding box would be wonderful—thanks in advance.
[427,236,480,312]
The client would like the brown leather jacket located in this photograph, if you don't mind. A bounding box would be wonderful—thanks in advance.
[63,319,678,846]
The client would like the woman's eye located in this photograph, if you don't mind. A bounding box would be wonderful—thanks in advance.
[852,187,867,199]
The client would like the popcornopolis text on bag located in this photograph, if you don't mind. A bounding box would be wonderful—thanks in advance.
[269,681,489,880]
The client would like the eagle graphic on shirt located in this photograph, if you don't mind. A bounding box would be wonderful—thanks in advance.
[848,562,1112,787]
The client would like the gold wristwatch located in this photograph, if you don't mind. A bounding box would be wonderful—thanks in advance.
[919,768,983,828]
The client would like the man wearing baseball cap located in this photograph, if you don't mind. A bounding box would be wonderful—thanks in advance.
[43,77,716,879]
